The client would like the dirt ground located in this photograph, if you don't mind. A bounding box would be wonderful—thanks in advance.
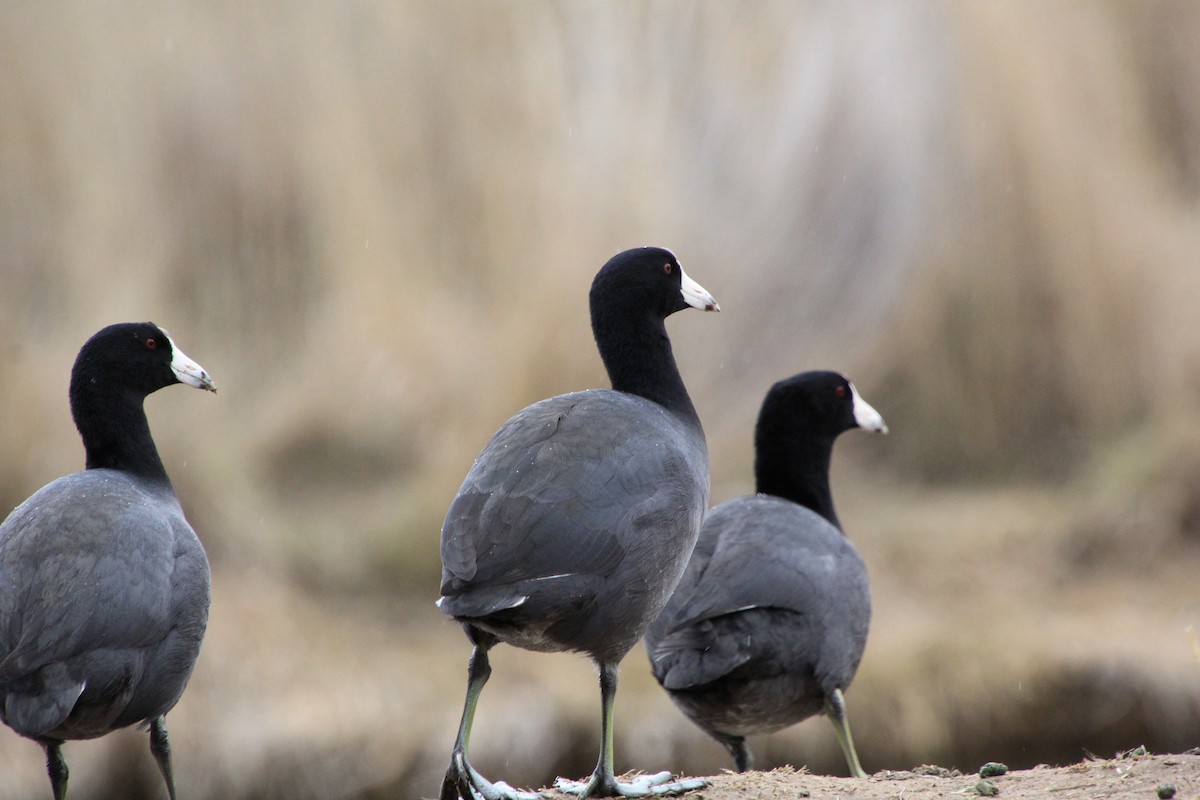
[536,750,1200,800]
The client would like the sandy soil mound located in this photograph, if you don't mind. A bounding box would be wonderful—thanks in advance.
[535,750,1199,800]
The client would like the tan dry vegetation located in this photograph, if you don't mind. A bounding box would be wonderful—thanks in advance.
[1,2,1199,799]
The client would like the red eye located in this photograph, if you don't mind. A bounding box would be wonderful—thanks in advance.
[145,338,157,350]
[662,263,673,275]
[835,385,846,398]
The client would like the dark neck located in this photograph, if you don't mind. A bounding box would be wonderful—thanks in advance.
[70,382,172,485]
[754,427,841,530]
[592,303,701,428]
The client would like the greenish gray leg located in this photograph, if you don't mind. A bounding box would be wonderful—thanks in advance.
[440,646,546,800]
[825,688,867,779]
[149,716,178,800]
[715,733,751,773]
[554,662,708,797]
[44,742,68,800]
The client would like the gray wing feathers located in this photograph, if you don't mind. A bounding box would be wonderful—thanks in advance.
[1,663,84,736]
[649,496,867,689]
[0,473,179,682]
[664,498,856,628]
[441,392,693,597]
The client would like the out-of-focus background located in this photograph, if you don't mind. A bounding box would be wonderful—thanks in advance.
[1,2,1199,798]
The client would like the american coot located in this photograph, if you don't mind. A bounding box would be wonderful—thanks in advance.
[645,371,886,778]
[438,248,719,799]
[0,323,216,800]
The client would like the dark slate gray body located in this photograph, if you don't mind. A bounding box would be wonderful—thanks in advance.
[646,494,869,736]
[440,388,709,665]
[0,468,210,742]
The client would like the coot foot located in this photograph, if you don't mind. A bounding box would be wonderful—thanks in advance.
[553,665,707,798]
[440,646,547,800]
[440,751,548,800]
[553,771,707,798]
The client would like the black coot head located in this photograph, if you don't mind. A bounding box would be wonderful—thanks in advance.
[758,371,887,440]
[71,322,217,400]
[590,247,720,320]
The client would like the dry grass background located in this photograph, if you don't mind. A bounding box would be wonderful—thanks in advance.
[1,2,1199,798]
